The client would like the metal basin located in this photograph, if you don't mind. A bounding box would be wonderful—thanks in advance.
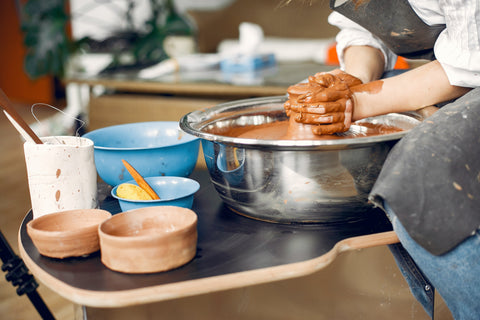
[180,96,421,223]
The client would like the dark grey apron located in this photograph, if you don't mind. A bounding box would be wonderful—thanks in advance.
[331,0,480,256]
[370,90,480,255]
[330,0,445,60]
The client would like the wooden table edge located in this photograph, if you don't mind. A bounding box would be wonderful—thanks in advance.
[63,78,288,97]
[18,229,399,308]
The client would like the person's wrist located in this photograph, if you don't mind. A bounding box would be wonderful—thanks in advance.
[350,92,362,121]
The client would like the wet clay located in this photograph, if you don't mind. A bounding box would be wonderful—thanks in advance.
[351,80,384,95]
[207,72,401,140]
[283,71,364,136]
[216,119,403,141]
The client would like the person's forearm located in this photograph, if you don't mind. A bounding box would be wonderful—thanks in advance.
[351,60,471,120]
[343,45,385,83]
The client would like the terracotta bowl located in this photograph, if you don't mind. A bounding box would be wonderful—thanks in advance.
[98,206,198,274]
[26,209,112,259]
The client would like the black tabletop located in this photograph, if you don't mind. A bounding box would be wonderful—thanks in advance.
[20,170,392,292]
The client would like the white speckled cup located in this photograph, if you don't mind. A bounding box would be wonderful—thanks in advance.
[24,136,97,219]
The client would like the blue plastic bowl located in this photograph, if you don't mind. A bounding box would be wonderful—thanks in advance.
[111,176,200,212]
[83,122,200,186]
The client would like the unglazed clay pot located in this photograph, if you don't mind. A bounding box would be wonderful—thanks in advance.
[27,209,112,259]
[98,206,198,274]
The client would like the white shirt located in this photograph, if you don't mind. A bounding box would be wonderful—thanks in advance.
[328,0,480,87]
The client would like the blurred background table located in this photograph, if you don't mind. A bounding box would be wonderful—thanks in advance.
[64,62,333,131]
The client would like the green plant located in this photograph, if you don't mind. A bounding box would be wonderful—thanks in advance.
[21,0,73,79]
[19,0,193,79]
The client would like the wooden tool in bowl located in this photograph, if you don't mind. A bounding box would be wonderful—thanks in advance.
[0,89,43,144]
[121,159,161,200]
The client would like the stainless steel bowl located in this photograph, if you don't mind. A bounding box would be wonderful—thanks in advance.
[180,96,421,223]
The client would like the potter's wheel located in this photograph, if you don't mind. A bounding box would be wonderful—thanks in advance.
[181,96,422,223]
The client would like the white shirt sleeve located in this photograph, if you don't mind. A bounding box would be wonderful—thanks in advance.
[330,0,480,88]
[327,11,398,72]
[417,0,480,88]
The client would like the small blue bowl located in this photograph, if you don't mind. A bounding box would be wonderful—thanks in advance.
[83,122,200,186]
[111,176,200,212]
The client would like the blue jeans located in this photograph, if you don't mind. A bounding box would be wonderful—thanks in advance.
[384,202,480,319]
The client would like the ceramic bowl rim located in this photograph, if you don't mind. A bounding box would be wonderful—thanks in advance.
[27,209,112,237]
[98,206,198,242]
[111,176,200,203]
[83,121,199,151]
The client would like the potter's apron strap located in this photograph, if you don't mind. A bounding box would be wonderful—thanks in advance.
[329,0,445,60]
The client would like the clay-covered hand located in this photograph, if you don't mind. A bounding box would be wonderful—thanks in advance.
[284,70,362,135]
